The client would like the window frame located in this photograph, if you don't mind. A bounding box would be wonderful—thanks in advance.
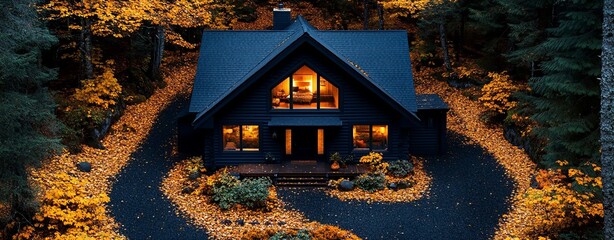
[222,124,260,152]
[270,66,339,110]
[352,124,389,152]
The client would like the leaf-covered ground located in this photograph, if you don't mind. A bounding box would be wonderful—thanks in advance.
[26,52,198,238]
[325,157,432,203]
[412,67,538,238]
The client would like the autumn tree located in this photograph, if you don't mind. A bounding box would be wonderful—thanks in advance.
[383,0,457,73]
[601,0,613,237]
[40,0,233,80]
[0,0,63,233]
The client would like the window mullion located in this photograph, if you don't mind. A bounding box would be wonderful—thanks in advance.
[369,125,373,150]
[289,76,293,109]
[317,74,320,109]
[239,125,243,151]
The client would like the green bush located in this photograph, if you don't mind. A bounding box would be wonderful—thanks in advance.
[269,229,311,240]
[354,173,386,193]
[211,173,272,210]
[387,160,414,178]
[211,172,240,210]
[235,177,272,209]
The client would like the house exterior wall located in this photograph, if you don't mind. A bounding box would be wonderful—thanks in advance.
[190,43,444,168]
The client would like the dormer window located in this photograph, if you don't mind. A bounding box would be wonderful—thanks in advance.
[271,66,339,109]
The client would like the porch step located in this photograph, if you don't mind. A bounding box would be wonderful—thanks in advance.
[276,176,329,187]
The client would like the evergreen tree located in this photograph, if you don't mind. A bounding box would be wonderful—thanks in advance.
[500,0,555,77]
[522,0,602,168]
[0,0,63,226]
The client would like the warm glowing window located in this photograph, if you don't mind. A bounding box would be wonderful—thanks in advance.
[223,125,259,151]
[353,125,388,151]
[271,66,338,109]
[285,129,292,155]
[317,129,324,155]
[242,125,259,151]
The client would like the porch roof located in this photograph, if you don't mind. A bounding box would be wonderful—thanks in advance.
[268,116,342,127]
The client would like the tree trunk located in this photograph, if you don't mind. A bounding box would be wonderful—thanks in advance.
[149,25,165,80]
[439,21,452,73]
[601,0,614,238]
[79,18,94,79]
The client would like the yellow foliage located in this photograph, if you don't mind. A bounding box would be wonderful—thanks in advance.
[73,62,122,109]
[40,0,232,48]
[500,168,603,238]
[14,173,111,239]
[479,71,524,114]
[359,152,388,173]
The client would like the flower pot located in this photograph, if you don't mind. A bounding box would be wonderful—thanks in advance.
[330,161,340,171]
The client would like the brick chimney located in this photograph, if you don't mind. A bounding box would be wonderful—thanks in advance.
[273,2,291,30]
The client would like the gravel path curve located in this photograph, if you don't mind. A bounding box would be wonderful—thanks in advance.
[278,133,514,240]
[109,97,208,239]
[108,96,513,239]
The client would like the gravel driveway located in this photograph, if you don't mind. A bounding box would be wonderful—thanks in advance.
[108,96,513,239]
[109,97,208,239]
[278,133,514,240]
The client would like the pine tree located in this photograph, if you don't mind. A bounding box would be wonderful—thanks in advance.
[523,0,602,168]
[0,0,63,226]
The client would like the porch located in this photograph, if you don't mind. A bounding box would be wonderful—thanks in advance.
[230,161,368,187]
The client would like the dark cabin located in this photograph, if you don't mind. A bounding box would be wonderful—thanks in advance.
[179,5,449,169]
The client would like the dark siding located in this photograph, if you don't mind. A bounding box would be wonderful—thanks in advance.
[409,110,447,155]
[205,43,419,167]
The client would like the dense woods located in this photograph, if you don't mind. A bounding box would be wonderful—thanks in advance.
[0,0,609,238]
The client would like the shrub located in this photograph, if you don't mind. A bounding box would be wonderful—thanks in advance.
[387,160,414,178]
[73,62,122,110]
[14,173,111,239]
[354,173,386,193]
[311,225,360,240]
[479,71,524,114]
[211,172,240,210]
[359,152,388,173]
[235,177,272,209]
[211,172,272,210]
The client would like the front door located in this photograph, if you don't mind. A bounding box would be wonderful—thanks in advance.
[290,127,317,160]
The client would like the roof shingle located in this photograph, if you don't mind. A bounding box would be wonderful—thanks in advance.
[189,16,418,119]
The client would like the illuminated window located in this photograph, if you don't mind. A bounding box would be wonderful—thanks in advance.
[271,66,338,109]
[223,125,259,151]
[353,125,388,151]
[317,129,324,155]
[285,129,292,155]
[223,125,240,151]
[242,125,259,151]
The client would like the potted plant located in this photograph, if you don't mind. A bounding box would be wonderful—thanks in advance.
[329,152,342,171]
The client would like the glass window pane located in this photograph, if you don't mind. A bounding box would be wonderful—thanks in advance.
[223,125,240,151]
[372,125,388,151]
[317,129,324,155]
[241,125,259,151]
[319,77,338,109]
[285,129,292,155]
[272,78,290,109]
[292,66,316,109]
[353,125,370,150]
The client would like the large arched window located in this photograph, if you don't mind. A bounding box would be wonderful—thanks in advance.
[271,66,339,109]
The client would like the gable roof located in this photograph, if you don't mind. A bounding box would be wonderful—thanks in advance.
[416,94,449,110]
[189,16,418,124]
